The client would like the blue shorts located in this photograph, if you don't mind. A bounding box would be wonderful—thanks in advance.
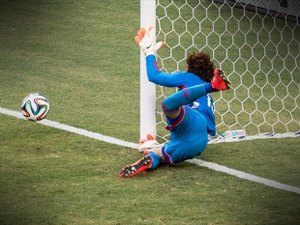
[162,106,208,164]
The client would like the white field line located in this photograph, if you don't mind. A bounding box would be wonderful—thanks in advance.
[1,106,300,195]
[0,107,139,149]
[187,158,300,194]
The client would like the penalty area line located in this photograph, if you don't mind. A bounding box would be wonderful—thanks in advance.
[1,106,300,195]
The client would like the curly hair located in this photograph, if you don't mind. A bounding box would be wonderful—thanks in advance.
[186,51,215,82]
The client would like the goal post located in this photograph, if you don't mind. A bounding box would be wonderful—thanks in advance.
[140,0,157,139]
[140,0,300,141]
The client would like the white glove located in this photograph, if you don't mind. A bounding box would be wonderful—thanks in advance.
[134,27,164,56]
[138,134,162,153]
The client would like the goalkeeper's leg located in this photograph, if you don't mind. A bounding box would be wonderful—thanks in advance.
[120,134,165,178]
[162,70,230,118]
[119,70,230,178]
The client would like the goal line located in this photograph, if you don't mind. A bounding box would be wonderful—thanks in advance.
[1,106,300,195]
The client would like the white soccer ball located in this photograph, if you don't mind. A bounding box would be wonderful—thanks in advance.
[21,93,50,121]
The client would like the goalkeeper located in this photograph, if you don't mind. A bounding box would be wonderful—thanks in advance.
[120,27,230,178]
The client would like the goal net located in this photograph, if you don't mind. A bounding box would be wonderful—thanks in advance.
[140,0,300,142]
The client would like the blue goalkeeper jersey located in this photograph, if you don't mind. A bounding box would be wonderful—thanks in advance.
[146,54,216,136]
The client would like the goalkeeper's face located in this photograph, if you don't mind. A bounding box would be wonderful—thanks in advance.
[187,51,215,82]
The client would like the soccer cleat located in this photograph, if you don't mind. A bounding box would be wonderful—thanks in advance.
[211,69,231,91]
[119,155,152,178]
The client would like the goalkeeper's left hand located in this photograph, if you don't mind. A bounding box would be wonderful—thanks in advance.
[135,27,164,56]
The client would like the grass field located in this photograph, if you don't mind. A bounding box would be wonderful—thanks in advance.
[1,0,300,225]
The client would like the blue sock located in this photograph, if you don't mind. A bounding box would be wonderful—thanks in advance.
[147,151,161,170]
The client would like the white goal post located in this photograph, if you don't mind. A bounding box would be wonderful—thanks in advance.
[140,0,157,139]
[140,0,300,141]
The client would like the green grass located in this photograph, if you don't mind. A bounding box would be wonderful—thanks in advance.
[0,0,140,142]
[0,0,300,225]
[1,115,300,225]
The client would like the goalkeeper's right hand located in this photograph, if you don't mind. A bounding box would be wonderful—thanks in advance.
[135,27,164,56]
[138,134,162,154]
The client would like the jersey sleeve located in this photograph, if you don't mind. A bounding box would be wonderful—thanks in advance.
[146,54,187,87]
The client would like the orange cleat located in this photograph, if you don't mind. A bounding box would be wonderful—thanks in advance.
[119,156,152,178]
[211,69,231,91]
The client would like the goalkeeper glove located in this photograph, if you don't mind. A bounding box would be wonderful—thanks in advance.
[138,134,162,154]
[134,27,164,56]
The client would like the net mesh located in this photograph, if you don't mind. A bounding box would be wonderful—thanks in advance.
[155,0,300,142]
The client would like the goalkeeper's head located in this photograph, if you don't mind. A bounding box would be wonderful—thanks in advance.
[186,51,215,82]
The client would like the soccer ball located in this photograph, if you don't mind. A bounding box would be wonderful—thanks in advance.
[21,93,50,121]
